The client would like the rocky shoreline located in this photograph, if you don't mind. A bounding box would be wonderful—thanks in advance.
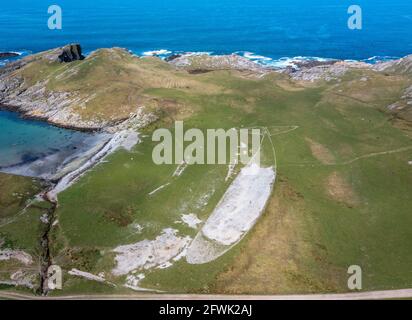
[0,103,102,132]
[1,43,411,131]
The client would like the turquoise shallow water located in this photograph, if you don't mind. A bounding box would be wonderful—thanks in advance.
[0,110,95,169]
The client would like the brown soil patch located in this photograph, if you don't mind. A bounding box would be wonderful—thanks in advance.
[326,172,358,207]
[305,138,335,164]
[103,204,134,227]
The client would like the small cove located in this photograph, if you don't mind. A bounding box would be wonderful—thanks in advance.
[0,110,110,179]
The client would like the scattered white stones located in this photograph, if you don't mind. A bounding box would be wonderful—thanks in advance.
[157,262,173,269]
[112,228,192,276]
[68,269,107,284]
[0,270,37,289]
[40,214,49,224]
[130,223,144,234]
[225,163,236,182]
[181,214,202,229]
[169,54,265,73]
[173,162,187,177]
[148,183,171,196]
[0,249,33,265]
[194,189,215,210]
[125,273,147,291]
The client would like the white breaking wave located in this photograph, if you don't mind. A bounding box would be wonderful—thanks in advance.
[361,55,400,64]
[9,51,24,56]
[142,49,172,56]
[183,51,213,57]
[240,51,273,61]
[235,51,337,69]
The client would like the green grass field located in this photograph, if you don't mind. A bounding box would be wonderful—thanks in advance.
[1,50,412,295]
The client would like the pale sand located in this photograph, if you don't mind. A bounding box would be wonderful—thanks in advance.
[47,130,139,201]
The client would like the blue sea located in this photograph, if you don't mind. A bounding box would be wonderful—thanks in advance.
[1,0,412,63]
[1,0,411,174]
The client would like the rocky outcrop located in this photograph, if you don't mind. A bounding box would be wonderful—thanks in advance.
[0,80,102,130]
[386,85,412,122]
[293,60,339,69]
[0,52,19,59]
[168,52,412,83]
[372,55,412,74]
[165,54,182,62]
[168,54,267,74]
[283,60,372,82]
[0,45,158,131]
[57,44,85,63]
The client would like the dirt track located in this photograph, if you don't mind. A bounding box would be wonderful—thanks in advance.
[1,289,412,300]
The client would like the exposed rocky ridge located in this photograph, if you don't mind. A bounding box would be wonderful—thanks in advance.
[166,53,392,82]
[0,80,100,130]
[386,84,412,122]
[372,54,412,74]
[373,57,412,122]
[281,60,372,82]
[168,53,412,83]
[168,53,267,73]
[292,59,339,69]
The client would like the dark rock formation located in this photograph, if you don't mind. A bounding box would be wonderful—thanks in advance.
[0,52,19,59]
[57,44,85,63]
[165,54,182,62]
[187,69,212,74]
[293,59,339,69]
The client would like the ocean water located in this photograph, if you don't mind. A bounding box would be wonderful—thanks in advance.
[0,0,412,63]
[0,111,103,175]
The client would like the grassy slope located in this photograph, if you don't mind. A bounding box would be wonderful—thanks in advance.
[0,173,49,251]
[2,50,412,294]
[210,70,412,293]
[16,48,221,124]
[0,173,49,291]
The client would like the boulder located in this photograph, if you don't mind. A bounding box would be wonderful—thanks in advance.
[0,52,19,59]
[57,44,85,63]
[165,54,182,62]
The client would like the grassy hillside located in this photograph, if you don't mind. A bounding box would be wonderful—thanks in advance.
[1,49,412,295]
[6,48,222,126]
